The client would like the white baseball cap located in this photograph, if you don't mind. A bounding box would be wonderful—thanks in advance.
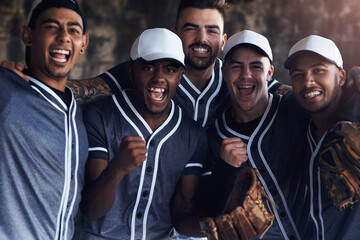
[130,28,185,67]
[223,30,273,62]
[284,35,343,69]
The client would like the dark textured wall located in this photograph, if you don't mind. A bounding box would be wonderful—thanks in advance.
[1,0,360,84]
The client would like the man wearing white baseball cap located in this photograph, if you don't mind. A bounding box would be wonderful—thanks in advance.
[285,35,360,240]
[196,30,309,240]
[79,28,209,240]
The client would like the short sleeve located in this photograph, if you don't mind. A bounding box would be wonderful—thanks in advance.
[83,103,109,160]
[182,126,208,176]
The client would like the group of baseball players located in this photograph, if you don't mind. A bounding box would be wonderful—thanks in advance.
[0,0,360,239]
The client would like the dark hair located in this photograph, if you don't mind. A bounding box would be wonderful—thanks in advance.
[175,0,228,29]
[28,0,86,33]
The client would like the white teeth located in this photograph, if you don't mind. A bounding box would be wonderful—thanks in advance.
[193,47,208,53]
[239,85,253,89]
[304,91,321,98]
[149,88,165,93]
[50,56,67,63]
[50,49,70,55]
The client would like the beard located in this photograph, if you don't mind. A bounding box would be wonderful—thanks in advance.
[44,64,70,80]
[185,43,221,70]
[308,74,340,114]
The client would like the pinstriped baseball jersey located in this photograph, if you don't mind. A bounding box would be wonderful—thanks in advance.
[199,93,309,240]
[99,59,287,130]
[0,67,88,240]
[300,119,360,240]
[82,90,208,240]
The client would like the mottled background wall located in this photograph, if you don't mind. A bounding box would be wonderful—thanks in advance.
[1,0,360,84]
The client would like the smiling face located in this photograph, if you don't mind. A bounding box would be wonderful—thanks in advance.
[222,45,273,121]
[21,7,88,90]
[175,7,226,71]
[128,59,184,118]
[289,52,345,114]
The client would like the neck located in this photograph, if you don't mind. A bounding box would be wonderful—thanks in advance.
[30,68,67,92]
[127,91,171,131]
[185,62,215,91]
[231,94,269,124]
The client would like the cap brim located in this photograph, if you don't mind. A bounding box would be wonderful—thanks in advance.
[141,53,185,68]
[284,50,340,70]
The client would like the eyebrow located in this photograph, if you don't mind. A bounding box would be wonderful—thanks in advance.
[309,63,327,68]
[41,19,83,30]
[290,63,327,74]
[229,60,264,65]
[182,23,220,31]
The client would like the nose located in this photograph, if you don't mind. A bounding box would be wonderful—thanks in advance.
[195,28,208,43]
[153,67,166,82]
[57,28,70,43]
[241,66,251,79]
[304,73,315,87]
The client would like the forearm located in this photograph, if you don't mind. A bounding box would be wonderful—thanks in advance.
[173,214,205,237]
[80,166,125,221]
[67,77,112,105]
[171,175,205,237]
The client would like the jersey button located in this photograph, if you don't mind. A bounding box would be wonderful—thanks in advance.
[149,140,155,147]
[146,166,153,173]
[142,191,149,198]
[280,211,286,218]
[289,235,296,240]
[136,212,143,219]
[199,99,204,104]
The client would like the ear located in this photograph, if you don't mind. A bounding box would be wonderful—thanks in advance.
[80,34,89,55]
[21,26,33,47]
[220,33,227,52]
[126,62,133,81]
[338,69,346,87]
[266,65,274,82]
[221,64,226,81]
[177,68,185,85]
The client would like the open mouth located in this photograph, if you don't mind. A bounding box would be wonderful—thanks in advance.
[303,91,322,99]
[148,87,166,101]
[49,49,70,63]
[237,84,255,96]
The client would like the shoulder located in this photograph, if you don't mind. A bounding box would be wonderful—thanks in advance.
[0,67,28,85]
[268,78,292,95]
[98,61,132,92]
[82,95,118,119]
[176,108,208,141]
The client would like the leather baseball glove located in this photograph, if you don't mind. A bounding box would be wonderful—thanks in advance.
[319,121,360,210]
[200,166,275,240]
